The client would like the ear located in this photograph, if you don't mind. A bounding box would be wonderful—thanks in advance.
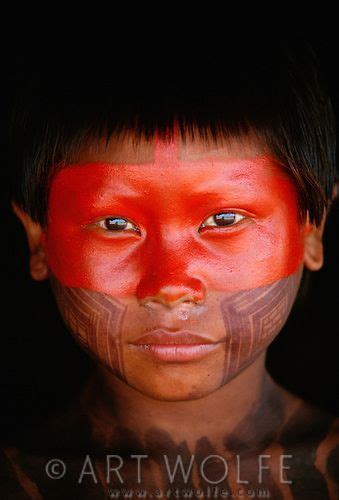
[303,213,326,272]
[12,202,49,281]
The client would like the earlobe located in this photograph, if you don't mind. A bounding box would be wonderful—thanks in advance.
[304,232,324,271]
[303,214,326,272]
[11,201,49,281]
[29,247,49,281]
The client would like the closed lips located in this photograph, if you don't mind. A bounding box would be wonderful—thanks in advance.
[131,330,216,345]
[130,329,223,362]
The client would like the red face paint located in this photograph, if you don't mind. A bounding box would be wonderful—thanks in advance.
[43,136,305,300]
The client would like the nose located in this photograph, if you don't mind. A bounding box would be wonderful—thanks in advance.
[135,234,206,308]
[137,276,206,308]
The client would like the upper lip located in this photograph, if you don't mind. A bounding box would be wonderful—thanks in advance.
[131,329,215,345]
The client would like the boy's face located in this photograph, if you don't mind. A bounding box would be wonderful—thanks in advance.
[19,131,320,401]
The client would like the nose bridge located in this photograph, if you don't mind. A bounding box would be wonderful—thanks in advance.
[136,224,206,306]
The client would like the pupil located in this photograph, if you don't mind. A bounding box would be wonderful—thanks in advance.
[104,218,128,230]
[214,213,236,226]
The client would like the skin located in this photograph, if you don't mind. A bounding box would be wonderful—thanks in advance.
[7,130,339,498]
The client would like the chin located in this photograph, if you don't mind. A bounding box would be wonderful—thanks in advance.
[125,376,224,402]
[133,387,216,402]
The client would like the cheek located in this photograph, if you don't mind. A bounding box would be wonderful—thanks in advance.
[50,278,128,380]
[185,217,304,292]
[43,228,141,296]
[219,268,302,382]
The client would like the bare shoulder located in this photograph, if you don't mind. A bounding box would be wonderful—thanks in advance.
[280,390,338,448]
[0,400,102,499]
[0,401,107,499]
[312,412,339,485]
[276,388,339,496]
[0,444,32,499]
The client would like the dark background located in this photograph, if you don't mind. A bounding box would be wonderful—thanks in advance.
[1,37,338,442]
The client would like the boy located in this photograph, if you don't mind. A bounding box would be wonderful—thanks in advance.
[2,42,339,498]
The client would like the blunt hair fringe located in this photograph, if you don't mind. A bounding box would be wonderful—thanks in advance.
[10,40,336,227]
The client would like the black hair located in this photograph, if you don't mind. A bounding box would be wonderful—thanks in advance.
[10,40,336,227]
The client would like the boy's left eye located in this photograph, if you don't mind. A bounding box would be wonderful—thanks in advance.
[97,217,140,233]
[199,212,246,230]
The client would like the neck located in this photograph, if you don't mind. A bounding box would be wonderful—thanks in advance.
[79,352,292,453]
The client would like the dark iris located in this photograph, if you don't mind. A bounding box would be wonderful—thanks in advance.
[214,213,236,226]
[104,217,128,230]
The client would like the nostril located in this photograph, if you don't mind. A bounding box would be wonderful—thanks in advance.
[140,295,203,310]
[137,277,206,307]
[141,299,162,310]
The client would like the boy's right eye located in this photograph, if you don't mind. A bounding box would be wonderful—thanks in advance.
[97,217,140,234]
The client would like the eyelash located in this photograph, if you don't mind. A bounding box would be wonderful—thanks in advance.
[95,211,247,234]
[96,218,140,233]
[199,212,246,231]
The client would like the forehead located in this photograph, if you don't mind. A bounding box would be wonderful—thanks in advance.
[52,129,291,199]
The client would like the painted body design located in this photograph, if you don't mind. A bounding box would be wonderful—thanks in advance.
[1,393,338,498]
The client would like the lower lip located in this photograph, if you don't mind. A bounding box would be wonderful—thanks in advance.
[131,343,220,362]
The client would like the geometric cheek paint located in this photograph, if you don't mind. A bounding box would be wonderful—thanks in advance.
[218,268,302,383]
[50,269,302,387]
[50,278,127,380]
